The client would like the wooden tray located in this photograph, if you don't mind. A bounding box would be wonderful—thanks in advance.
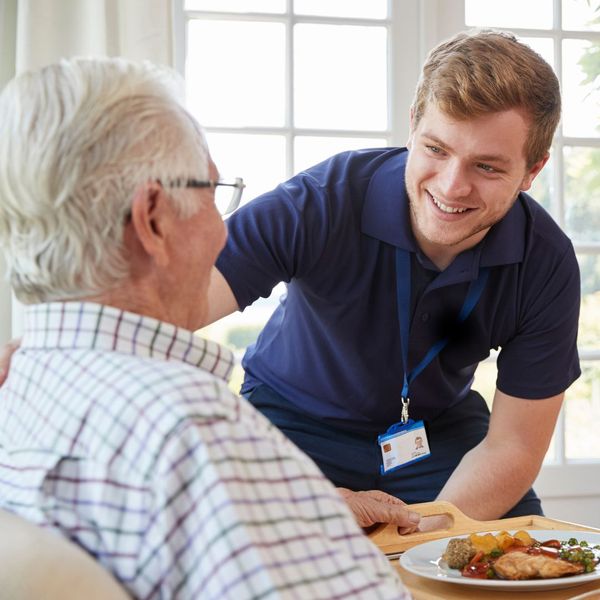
[368,500,600,555]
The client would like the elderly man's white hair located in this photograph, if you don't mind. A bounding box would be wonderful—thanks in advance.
[0,57,210,304]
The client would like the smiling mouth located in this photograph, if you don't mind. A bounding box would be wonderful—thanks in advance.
[428,191,471,214]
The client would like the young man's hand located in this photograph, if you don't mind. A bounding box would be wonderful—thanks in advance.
[337,487,421,533]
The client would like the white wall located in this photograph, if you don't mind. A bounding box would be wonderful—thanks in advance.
[536,465,600,528]
[0,0,16,344]
[542,497,600,528]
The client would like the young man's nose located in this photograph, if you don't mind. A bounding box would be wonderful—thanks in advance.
[438,160,472,200]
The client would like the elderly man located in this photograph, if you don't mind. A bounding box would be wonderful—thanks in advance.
[0,57,410,599]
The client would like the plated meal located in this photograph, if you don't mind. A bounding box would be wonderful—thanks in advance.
[442,529,600,580]
[399,529,600,592]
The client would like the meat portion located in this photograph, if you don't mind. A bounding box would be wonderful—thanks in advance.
[493,551,585,580]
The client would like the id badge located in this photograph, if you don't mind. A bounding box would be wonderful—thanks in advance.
[378,419,430,475]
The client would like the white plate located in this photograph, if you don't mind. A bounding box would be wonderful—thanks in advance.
[399,529,600,592]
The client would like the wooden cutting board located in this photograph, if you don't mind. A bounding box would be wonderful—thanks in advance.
[367,500,600,555]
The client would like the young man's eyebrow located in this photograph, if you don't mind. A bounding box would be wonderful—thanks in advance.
[421,132,512,165]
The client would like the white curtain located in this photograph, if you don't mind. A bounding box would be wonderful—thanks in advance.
[0,0,175,342]
[15,0,174,72]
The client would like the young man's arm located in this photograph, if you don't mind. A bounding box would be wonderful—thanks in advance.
[203,267,240,326]
[433,388,563,520]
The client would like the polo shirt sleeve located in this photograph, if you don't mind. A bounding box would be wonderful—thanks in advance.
[496,239,581,399]
[215,170,334,310]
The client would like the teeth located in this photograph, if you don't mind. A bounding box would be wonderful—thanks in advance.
[431,194,469,214]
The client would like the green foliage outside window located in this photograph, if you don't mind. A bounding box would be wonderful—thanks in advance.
[225,325,262,350]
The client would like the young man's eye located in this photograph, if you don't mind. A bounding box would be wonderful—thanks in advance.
[426,145,442,154]
[478,163,496,173]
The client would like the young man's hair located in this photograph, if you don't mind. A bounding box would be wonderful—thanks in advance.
[411,29,561,167]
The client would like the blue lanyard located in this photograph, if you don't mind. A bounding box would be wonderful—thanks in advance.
[395,248,489,402]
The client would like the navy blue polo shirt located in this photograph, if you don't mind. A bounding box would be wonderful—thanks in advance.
[216,148,581,433]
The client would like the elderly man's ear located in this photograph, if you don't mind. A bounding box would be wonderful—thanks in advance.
[127,182,176,268]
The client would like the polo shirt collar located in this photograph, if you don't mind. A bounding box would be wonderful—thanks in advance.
[361,148,416,252]
[361,147,527,277]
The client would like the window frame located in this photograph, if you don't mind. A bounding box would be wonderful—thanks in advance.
[173,0,600,506]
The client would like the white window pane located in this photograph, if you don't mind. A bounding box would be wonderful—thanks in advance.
[205,133,286,207]
[562,40,600,138]
[186,20,285,127]
[564,147,600,242]
[562,0,600,32]
[578,254,600,346]
[294,24,387,131]
[472,360,496,411]
[542,433,557,464]
[294,136,386,173]
[200,277,285,392]
[519,37,554,70]
[565,362,600,460]
[185,0,285,13]
[529,152,554,215]
[294,0,387,19]
[465,0,553,29]
[576,255,600,459]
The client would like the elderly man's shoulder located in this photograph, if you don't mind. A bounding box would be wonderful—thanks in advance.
[28,345,281,478]
[78,348,311,483]
[90,348,240,422]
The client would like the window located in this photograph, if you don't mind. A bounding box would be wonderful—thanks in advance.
[176,1,600,506]
[176,0,394,389]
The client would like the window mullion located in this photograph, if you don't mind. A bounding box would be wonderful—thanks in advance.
[172,0,186,75]
[554,0,567,466]
[286,0,294,178]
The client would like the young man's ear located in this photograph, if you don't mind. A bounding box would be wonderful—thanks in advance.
[128,182,172,267]
[520,153,550,192]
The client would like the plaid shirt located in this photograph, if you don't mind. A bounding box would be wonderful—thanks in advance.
[0,302,409,600]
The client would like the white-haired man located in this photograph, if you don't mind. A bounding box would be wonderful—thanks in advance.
[0,57,411,599]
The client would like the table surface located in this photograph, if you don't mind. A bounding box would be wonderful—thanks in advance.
[394,562,600,599]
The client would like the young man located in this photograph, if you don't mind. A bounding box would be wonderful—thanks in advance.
[0,57,410,599]
[206,30,581,524]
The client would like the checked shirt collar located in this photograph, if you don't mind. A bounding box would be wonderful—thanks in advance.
[21,301,234,382]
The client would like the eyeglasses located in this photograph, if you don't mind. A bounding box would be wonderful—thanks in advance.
[162,177,245,215]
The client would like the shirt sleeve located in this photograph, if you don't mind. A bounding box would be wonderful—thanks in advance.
[496,238,581,399]
[216,171,334,311]
[137,391,410,599]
